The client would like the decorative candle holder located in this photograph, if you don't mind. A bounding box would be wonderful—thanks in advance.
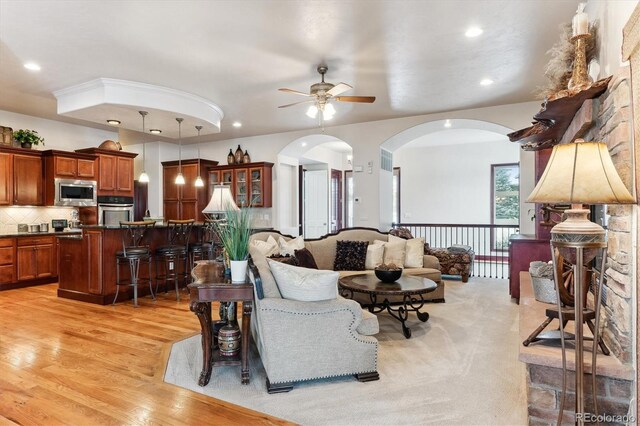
[568,33,593,91]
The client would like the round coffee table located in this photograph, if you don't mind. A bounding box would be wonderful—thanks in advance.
[338,274,437,338]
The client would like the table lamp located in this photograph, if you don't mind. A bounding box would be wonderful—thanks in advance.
[527,139,635,424]
[203,184,239,217]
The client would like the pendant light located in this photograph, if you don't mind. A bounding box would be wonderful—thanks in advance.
[194,125,204,187]
[174,118,185,185]
[138,111,150,183]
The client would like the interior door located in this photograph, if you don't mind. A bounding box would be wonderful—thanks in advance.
[303,169,329,239]
[330,169,343,232]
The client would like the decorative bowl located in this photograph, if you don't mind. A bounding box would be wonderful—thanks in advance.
[374,268,402,283]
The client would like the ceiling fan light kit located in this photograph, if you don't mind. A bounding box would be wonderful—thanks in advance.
[279,65,375,124]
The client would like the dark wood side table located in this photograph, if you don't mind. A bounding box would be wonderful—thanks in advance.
[188,262,254,386]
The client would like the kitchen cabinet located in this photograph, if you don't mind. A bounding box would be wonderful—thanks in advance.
[0,153,12,205]
[207,162,273,208]
[75,148,137,197]
[0,147,44,206]
[162,159,218,221]
[58,231,103,296]
[42,150,98,205]
[16,236,56,281]
[13,154,43,206]
[0,238,15,284]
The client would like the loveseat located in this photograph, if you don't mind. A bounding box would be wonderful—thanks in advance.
[251,228,445,302]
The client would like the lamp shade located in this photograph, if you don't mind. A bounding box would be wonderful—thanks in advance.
[203,184,239,214]
[527,140,635,205]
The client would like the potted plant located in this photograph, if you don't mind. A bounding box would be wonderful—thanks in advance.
[13,129,44,149]
[214,206,253,283]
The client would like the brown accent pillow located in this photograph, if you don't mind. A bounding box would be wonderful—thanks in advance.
[333,240,368,271]
[389,227,414,240]
[268,254,299,266]
[294,248,318,269]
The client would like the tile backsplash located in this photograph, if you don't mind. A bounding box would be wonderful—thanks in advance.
[0,206,77,234]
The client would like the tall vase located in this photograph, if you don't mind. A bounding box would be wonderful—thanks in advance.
[227,149,235,165]
[230,260,248,283]
[234,145,243,164]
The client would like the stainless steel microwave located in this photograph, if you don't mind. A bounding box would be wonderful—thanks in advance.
[54,178,97,207]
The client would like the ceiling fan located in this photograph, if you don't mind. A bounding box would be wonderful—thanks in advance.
[278,65,376,121]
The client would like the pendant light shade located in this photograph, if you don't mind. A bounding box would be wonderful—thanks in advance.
[138,110,150,183]
[194,125,204,187]
[175,117,185,185]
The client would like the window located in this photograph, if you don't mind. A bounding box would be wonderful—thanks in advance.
[345,170,354,228]
[393,167,401,224]
[491,163,519,250]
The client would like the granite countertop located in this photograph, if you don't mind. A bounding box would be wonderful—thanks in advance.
[0,229,82,238]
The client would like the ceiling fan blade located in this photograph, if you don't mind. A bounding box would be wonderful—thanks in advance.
[327,82,353,97]
[278,100,315,108]
[334,96,376,103]
[278,88,312,96]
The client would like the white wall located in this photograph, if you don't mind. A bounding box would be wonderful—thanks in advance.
[586,0,638,78]
[0,110,117,150]
[394,139,520,224]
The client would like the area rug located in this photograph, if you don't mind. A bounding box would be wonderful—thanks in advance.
[164,278,527,425]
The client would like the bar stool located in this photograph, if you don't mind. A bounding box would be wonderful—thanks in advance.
[188,219,216,274]
[113,220,155,307]
[155,219,194,301]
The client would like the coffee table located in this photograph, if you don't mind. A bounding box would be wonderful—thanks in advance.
[338,274,437,338]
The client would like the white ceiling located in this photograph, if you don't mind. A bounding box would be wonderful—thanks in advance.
[403,128,508,148]
[0,0,580,143]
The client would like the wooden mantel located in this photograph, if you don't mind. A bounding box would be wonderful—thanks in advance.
[508,77,611,150]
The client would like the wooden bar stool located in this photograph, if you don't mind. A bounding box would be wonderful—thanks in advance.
[113,221,155,307]
[188,219,216,277]
[155,219,194,301]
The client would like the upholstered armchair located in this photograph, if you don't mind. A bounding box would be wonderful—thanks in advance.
[248,251,380,393]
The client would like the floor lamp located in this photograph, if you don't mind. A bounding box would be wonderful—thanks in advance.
[527,139,635,425]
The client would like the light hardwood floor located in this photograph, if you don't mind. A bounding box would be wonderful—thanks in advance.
[0,284,290,425]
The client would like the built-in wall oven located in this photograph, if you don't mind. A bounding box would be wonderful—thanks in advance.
[55,178,97,207]
[98,196,134,227]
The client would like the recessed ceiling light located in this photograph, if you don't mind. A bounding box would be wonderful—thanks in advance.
[465,27,483,38]
[301,142,307,147]
[480,78,494,86]
[23,62,41,71]
[444,119,452,128]
[106,119,121,125]
[232,121,242,128]
[149,129,162,134]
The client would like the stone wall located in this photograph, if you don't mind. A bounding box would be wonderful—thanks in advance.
[583,68,634,364]
[527,365,634,425]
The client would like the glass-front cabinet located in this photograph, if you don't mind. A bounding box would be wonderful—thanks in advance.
[206,162,273,208]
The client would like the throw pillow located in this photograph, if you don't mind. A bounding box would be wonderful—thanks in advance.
[405,237,425,268]
[333,240,368,271]
[365,243,385,269]
[374,238,406,267]
[248,245,281,299]
[250,235,279,257]
[267,259,338,302]
[268,254,299,266]
[389,227,414,240]
[294,248,319,269]
[279,236,305,256]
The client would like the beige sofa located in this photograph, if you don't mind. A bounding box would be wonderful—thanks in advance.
[250,227,445,303]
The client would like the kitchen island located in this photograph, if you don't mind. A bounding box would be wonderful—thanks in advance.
[57,223,211,304]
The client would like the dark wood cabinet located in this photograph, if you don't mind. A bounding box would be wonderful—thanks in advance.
[16,236,56,281]
[42,151,98,205]
[75,148,137,197]
[162,159,218,221]
[207,162,273,208]
[0,238,15,284]
[508,235,552,301]
[13,154,43,206]
[0,153,12,205]
[59,232,103,296]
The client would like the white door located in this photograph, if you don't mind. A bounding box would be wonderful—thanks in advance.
[304,169,328,238]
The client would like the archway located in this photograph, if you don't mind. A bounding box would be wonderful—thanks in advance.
[378,118,518,228]
[277,134,353,237]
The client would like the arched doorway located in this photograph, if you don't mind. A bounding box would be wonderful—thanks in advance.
[278,135,353,237]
